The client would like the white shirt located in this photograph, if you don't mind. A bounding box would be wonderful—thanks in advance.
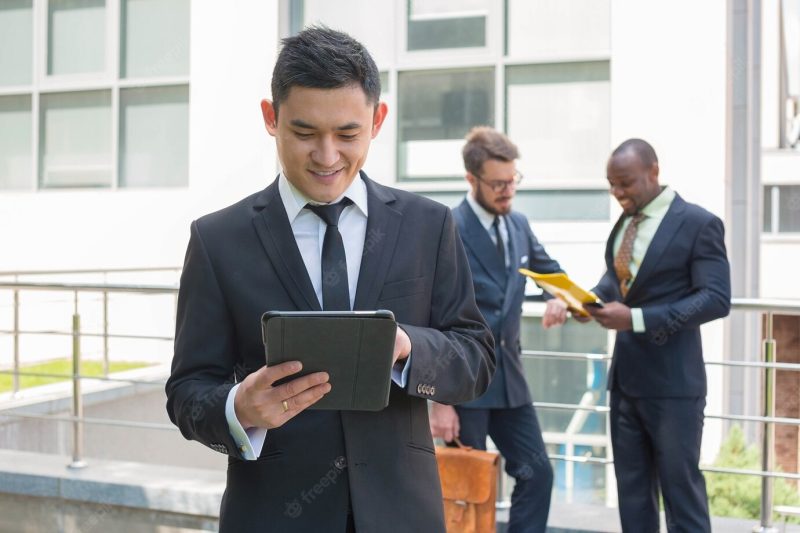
[224,173,409,460]
[466,192,509,267]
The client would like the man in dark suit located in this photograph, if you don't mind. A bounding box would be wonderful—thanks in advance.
[165,27,494,533]
[583,139,731,532]
[430,127,568,532]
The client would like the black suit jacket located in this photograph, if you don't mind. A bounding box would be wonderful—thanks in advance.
[593,193,731,398]
[165,174,495,532]
[453,201,562,408]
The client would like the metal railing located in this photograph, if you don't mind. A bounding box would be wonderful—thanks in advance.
[1,271,799,529]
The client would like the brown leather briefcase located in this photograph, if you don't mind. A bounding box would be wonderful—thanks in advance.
[435,438,500,533]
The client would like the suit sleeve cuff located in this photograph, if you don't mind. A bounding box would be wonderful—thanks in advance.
[225,383,266,460]
[631,308,646,333]
[392,352,412,388]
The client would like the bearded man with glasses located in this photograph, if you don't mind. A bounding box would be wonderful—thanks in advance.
[430,126,572,532]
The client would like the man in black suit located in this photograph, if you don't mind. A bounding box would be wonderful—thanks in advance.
[165,27,494,533]
[430,127,568,532]
[583,139,731,532]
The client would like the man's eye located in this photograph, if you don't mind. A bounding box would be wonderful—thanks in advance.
[294,132,313,139]
[339,133,358,140]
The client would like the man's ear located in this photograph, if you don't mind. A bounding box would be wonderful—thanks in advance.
[465,172,479,191]
[649,162,660,186]
[261,99,278,136]
[370,102,389,139]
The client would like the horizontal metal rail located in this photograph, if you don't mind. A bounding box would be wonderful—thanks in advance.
[0,266,180,277]
[0,369,165,387]
[0,411,177,431]
[0,281,177,294]
[0,329,173,342]
[521,349,611,361]
[700,466,800,481]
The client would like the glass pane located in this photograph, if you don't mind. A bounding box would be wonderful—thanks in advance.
[302,0,395,67]
[121,0,189,78]
[0,95,32,189]
[48,0,106,76]
[507,0,610,58]
[506,62,610,183]
[763,186,773,232]
[39,90,112,188]
[419,190,609,221]
[398,68,494,180]
[521,315,608,434]
[779,185,800,232]
[120,85,188,188]
[0,0,33,86]
[407,0,488,51]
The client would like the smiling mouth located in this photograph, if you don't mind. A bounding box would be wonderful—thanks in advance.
[308,168,343,178]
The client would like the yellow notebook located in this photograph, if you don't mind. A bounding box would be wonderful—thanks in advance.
[518,269,602,317]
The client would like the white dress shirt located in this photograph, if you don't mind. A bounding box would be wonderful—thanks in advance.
[466,192,509,267]
[224,174,410,460]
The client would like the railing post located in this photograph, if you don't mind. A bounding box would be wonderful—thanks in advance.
[12,289,20,395]
[102,290,109,377]
[69,291,86,469]
[754,311,778,533]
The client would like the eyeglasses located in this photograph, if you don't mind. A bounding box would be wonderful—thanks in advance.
[474,171,523,193]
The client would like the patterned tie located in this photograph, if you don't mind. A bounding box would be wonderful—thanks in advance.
[306,198,353,310]
[614,212,645,298]
[492,216,505,264]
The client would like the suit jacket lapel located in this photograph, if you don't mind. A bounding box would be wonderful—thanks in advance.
[251,178,321,311]
[626,194,687,300]
[455,200,507,289]
[353,173,402,310]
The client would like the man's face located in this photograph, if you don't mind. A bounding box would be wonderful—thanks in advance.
[606,150,660,215]
[466,159,518,216]
[261,85,388,203]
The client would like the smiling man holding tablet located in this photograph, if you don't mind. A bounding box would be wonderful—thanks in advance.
[165,26,494,533]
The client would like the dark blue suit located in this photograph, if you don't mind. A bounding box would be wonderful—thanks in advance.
[453,199,561,533]
[593,193,731,532]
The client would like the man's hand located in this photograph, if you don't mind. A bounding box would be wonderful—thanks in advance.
[234,361,330,430]
[542,298,568,329]
[585,301,633,331]
[393,327,412,364]
[429,402,460,443]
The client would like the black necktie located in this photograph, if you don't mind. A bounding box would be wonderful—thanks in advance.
[306,198,353,310]
[492,216,505,264]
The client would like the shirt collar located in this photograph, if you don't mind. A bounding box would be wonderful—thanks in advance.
[278,173,369,223]
[465,192,499,232]
[639,186,675,219]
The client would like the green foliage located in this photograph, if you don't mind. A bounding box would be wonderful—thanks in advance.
[0,359,151,393]
[706,425,800,522]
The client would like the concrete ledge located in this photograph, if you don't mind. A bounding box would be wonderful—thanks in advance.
[0,449,223,518]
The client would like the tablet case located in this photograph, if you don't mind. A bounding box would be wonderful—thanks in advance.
[261,310,397,411]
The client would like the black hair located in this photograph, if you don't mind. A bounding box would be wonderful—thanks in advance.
[611,138,659,167]
[271,26,381,116]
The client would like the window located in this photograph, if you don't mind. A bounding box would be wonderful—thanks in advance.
[506,61,610,184]
[0,0,190,191]
[0,1,33,86]
[406,0,490,51]
[764,185,800,233]
[506,0,610,59]
[398,68,494,181]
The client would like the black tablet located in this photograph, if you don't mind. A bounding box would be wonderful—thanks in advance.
[260,310,397,411]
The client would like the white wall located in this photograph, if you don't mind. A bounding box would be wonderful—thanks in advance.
[610,0,729,463]
[0,1,279,273]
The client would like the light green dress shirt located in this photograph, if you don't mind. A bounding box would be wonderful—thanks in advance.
[612,186,676,332]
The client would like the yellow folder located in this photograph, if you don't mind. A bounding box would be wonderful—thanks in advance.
[518,269,602,317]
